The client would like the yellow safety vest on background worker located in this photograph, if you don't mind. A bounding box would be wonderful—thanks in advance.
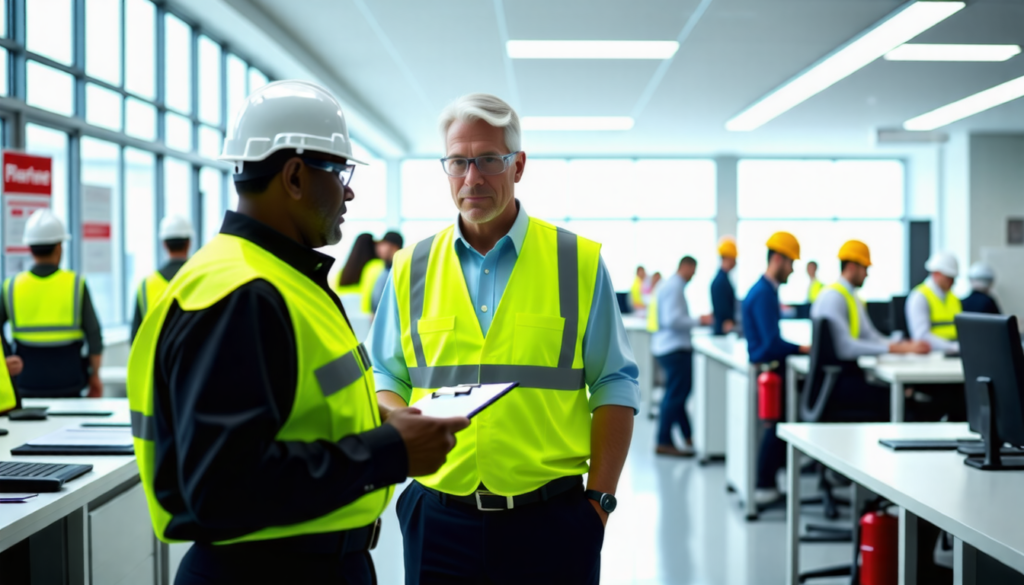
[4,270,84,346]
[630,276,644,308]
[646,291,659,333]
[128,234,390,544]
[137,272,170,318]
[808,279,825,303]
[392,218,600,496]
[914,283,962,341]
[360,259,385,314]
[827,283,862,339]
[0,353,16,413]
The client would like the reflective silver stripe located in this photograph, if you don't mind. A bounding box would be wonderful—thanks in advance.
[356,343,372,370]
[932,321,955,326]
[555,228,578,369]
[408,364,585,391]
[73,275,82,328]
[139,280,149,315]
[15,339,81,347]
[409,235,436,368]
[131,410,154,441]
[11,325,83,333]
[315,348,368,398]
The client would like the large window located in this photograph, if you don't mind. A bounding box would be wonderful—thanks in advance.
[736,159,906,303]
[81,138,122,326]
[124,148,155,322]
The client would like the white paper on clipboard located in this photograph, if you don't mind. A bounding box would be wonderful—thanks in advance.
[411,382,518,419]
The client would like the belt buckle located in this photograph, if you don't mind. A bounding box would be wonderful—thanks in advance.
[475,490,513,512]
[368,518,381,551]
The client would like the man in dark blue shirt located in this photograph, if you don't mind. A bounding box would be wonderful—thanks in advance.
[961,262,1001,315]
[711,236,737,335]
[742,231,809,505]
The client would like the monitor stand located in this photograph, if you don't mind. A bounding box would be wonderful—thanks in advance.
[965,377,1024,471]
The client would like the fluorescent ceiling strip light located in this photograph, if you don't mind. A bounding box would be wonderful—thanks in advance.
[903,74,1024,130]
[507,40,679,60]
[726,1,965,132]
[521,116,635,131]
[885,43,1021,61]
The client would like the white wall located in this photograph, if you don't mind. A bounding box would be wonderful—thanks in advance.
[939,132,972,297]
[969,135,1024,264]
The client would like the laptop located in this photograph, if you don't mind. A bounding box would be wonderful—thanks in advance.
[0,461,93,492]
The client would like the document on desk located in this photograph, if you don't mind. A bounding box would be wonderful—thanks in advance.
[27,425,133,447]
[0,494,37,503]
[411,382,518,419]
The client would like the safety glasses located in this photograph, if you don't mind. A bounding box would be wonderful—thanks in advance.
[302,157,356,186]
[440,152,520,177]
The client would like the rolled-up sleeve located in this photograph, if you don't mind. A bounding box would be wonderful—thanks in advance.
[368,273,413,404]
[584,258,640,414]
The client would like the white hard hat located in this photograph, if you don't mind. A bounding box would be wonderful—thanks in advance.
[219,80,366,174]
[23,209,70,245]
[968,262,995,282]
[159,215,194,241]
[925,252,959,279]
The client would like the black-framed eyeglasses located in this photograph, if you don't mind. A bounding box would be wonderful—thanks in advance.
[302,157,356,186]
[440,152,520,177]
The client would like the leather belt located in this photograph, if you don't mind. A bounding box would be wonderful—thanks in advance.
[205,519,381,555]
[422,476,583,512]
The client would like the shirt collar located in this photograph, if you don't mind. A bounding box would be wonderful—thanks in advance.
[454,199,529,256]
[838,277,855,292]
[762,273,780,290]
[926,276,946,299]
[219,211,336,281]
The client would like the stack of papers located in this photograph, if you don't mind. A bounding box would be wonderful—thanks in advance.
[27,425,133,448]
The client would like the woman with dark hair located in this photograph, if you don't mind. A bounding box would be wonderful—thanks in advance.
[335,233,384,306]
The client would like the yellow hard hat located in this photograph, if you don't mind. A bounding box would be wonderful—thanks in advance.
[838,240,872,267]
[718,236,737,258]
[766,231,800,260]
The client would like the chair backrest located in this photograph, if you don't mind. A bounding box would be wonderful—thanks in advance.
[867,301,892,336]
[799,318,846,423]
[890,295,908,338]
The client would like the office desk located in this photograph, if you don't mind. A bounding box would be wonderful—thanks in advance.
[622,316,655,418]
[780,422,1023,585]
[0,398,166,585]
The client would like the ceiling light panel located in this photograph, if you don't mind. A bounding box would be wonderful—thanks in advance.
[726,1,965,132]
[903,75,1024,130]
[521,117,635,131]
[507,40,679,60]
[885,43,1021,62]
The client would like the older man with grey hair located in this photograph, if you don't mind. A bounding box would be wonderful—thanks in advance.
[367,93,639,584]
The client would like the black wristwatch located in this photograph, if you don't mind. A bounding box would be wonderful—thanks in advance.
[585,490,617,514]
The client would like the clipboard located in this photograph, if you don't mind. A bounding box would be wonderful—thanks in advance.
[411,382,518,419]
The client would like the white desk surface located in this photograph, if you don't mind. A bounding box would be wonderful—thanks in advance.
[871,355,964,384]
[778,422,1024,576]
[621,316,648,332]
[692,336,749,371]
[0,398,138,554]
[99,366,128,385]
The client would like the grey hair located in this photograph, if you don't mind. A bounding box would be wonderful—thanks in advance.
[438,93,521,153]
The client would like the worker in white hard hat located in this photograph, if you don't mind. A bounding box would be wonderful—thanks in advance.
[0,209,104,397]
[127,80,466,585]
[905,251,962,354]
[130,215,195,342]
[961,262,1000,315]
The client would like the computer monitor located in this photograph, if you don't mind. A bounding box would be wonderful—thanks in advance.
[615,292,633,315]
[866,302,891,336]
[889,296,908,338]
[956,313,1024,470]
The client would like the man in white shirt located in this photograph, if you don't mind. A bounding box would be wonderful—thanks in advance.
[905,252,961,354]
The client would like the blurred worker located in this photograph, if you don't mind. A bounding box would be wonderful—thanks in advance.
[649,256,713,457]
[370,93,638,585]
[711,236,738,335]
[631,265,647,309]
[806,260,824,303]
[961,262,1000,315]
[742,232,809,505]
[906,252,961,353]
[370,231,404,314]
[810,241,929,420]
[131,215,194,342]
[0,210,103,398]
[128,80,466,585]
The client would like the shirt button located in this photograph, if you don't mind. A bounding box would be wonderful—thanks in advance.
[481,305,488,312]
[484,269,490,274]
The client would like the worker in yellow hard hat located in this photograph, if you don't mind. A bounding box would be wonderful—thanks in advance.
[741,231,809,506]
[711,236,738,335]
[809,240,929,420]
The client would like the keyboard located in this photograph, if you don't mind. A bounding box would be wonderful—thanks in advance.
[0,461,93,492]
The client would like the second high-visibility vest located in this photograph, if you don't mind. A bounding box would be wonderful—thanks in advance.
[914,283,962,341]
[129,233,389,544]
[808,279,825,303]
[827,283,862,339]
[646,291,659,333]
[4,270,84,347]
[392,217,600,497]
[137,272,170,318]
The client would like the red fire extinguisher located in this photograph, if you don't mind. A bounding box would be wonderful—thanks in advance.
[859,508,898,585]
[757,368,781,421]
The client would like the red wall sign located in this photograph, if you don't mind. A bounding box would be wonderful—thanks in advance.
[3,151,53,196]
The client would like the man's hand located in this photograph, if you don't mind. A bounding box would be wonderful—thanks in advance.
[5,356,23,377]
[589,499,608,527]
[87,374,103,398]
[798,345,811,354]
[889,340,931,355]
[699,314,714,326]
[386,408,470,477]
[722,320,735,334]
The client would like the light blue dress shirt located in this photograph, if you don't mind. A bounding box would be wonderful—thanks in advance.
[367,202,640,413]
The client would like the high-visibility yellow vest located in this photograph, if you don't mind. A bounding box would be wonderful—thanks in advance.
[914,283,962,341]
[4,270,85,347]
[128,233,389,544]
[392,218,600,496]
[630,277,644,308]
[360,259,385,314]
[137,272,169,318]
[808,279,825,303]
[646,291,659,333]
[827,283,862,339]
[0,350,16,413]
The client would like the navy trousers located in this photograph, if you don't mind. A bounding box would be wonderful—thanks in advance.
[397,481,604,585]
[175,541,376,585]
[655,350,694,445]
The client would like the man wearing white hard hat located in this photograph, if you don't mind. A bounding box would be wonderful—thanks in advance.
[906,251,962,354]
[961,262,1000,315]
[0,209,104,397]
[130,215,194,342]
[127,80,466,584]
